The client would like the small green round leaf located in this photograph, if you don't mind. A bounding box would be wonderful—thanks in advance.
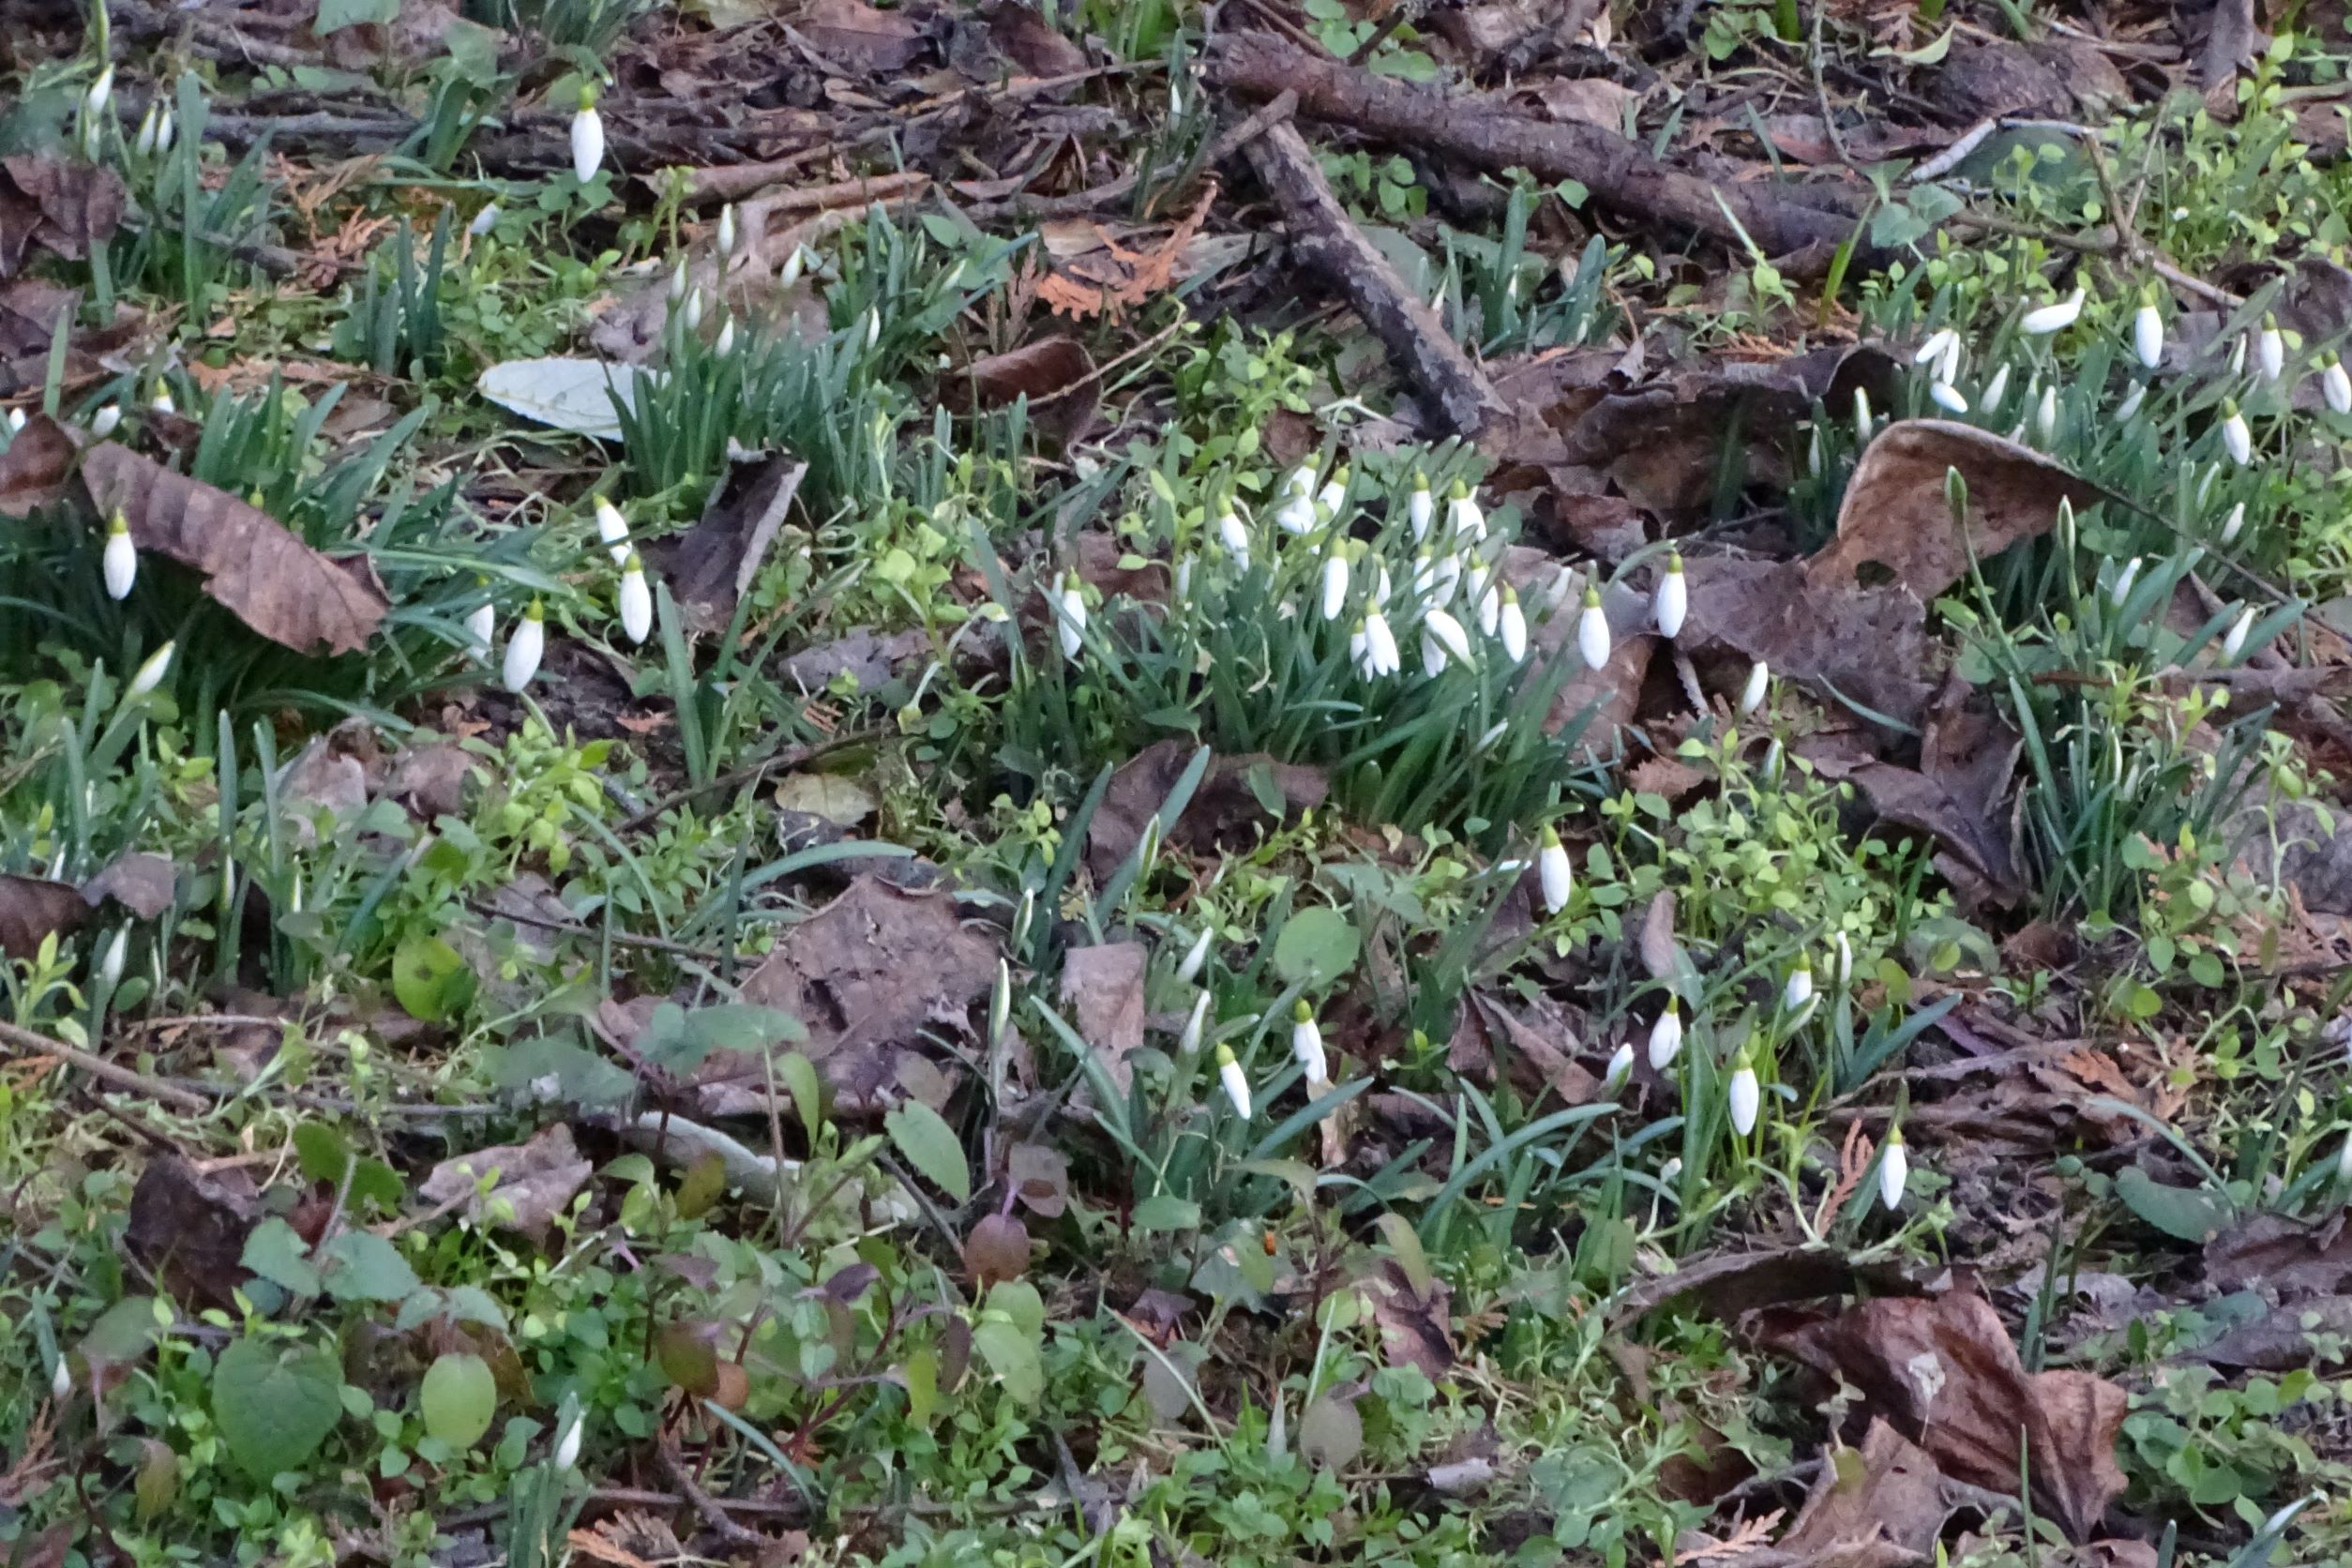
[419,1352,498,1450]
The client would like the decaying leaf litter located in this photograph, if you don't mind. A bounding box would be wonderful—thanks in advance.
[2,2,2351,1566]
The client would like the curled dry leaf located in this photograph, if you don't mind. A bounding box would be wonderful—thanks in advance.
[1059,942,1147,1093]
[0,156,127,275]
[1805,419,2106,603]
[962,1212,1031,1290]
[943,335,1096,448]
[655,453,805,630]
[1724,1418,1951,1568]
[2203,1210,2352,1302]
[0,410,79,513]
[125,1156,261,1310]
[419,1123,595,1244]
[1767,1289,2127,1541]
[798,0,930,72]
[81,444,389,656]
[1084,737,1328,881]
[82,852,177,920]
[0,284,137,399]
[0,873,91,958]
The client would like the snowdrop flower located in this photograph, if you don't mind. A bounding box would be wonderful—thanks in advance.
[683,288,705,332]
[134,102,160,158]
[617,551,653,645]
[52,1357,70,1401]
[1275,487,1318,535]
[1215,1042,1251,1119]
[125,641,173,701]
[1362,610,1400,677]
[1173,557,1193,601]
[2257,314,2284,383]
[1831,930,1853,988]
[716,203,738,260]
[465,601,496,658]
[2327,359,2352,415]
[1284,460,1318,500]
[1738,659,1769,716]
[1290,1001,1328,1083]
[2020,285,2085,336]
[504,601,545,692]
[1319,550,1350,621]
[669,259,689,302]
[1759,736,1784,787]
[773,244,808,289]
[1576,588,1610,671]
[2034,384,2058,445]
[1475,718,1510,752]
[1852,386,1874,445]
[1445,480,1485,540]
[2228,331,2249,377]
[1653,551,1687,639]
[1178,988,1211,1056]
[2133,286,2164,369]
[1929,381,1969,415]
[1348,618,1370,673]
[85,65,113,120]
[1055,571,1086,660]
[2115,381,2148,422]
[569,83,605,186]
[1214,506,1251,567]
[1605,1041,1634,1092]
[552,1402,583,1471]
[1498,586,1527,663]
[1648,999,1682,1072]
[1878,1126,1909,1211]
[1783,955,1814,1015]
[2221,605,2255,663]
[1912,326,1958,367]
[155,106,174,155]
[2220,399,2252,466]
[1420,606,1472,676]
[1367,558,1391,607]
[90,403,121,439]
[1317,464,1349,516]
[2340,1132,2352,1185]
[864,309,881,349]
[1176,927,1212,984]
[1936,333,1962,387]
[1407,474,1434,539]
[1537,825,1573,914]
[2220,501,2246,545]
[1727,1048,1760,1135]
[714,317,736,357]
[1806,424,1823,479]
[1471,575,1501,638]
[102,510,137,599]
[595,496,630,562]
[469,203,501,237]
[2109,555,2142,608]
[1979,363,2010,414]
[98,927,127,988]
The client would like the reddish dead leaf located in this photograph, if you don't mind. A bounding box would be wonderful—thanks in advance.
[0,411,79,513]
[1364,1257,1455,1378]
[124,1156,260,1310]
[981,0,1087,77]
[0,157,126,275]
[962,1212,1031,1289]
[1083,737,1328,881]
[1038,182,1216,320]
[0,873,90,959]
[2204,1211,2352,1302]
[1059,942,1146,1093]
[1767,1289,2127,1541]
[1806,420,2105,602]
[81,444,389,655]
[731,876,998,1119]
[1743,1419,1951,1568]
[944,335,1096,447]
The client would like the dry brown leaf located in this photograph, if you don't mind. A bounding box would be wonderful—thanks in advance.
[2204,1211,2352,1302]
[0,873,89,958]
[1768,1290,2128,1541]
[0,157,126,276]
[655,452,806,630]
[944,335,1097,447]
[419,1124,595,1244]
[1806,420,2105,602]
[0,410,79,512]
[82,852,175,919]
[81,444,389,655]
[1038,182,1216,320]
[1084,737,1327,881]
[1060,942,1147,1093]
[798,0,928,72]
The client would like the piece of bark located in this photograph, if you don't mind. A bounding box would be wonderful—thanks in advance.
[1242,121,1506,436]
[1210,30,1866,269]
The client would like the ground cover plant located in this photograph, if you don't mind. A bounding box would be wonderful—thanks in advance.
[4,4,2352,1568]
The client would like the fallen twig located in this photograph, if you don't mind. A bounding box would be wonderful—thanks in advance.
[0,1017,211,1112]
[1210,30,1868,269]
[1243,120,1508,435]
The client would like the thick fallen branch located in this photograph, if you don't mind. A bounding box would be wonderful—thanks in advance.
[1244,120,1507,436]
[1210,30,1869,267]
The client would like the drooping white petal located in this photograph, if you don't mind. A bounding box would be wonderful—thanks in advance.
[1738,660,1769,716]
[1537,829,1572,914]
[2110,555,2142,607]
[570,105,606,185]
[465,602,496,658]
[2222,406,2253,467]
[1647,1005,1682,1072]
[2257,318,2284,383]
[1216,1045,1251,1119]
[126,641,173,701]
[2326,360,2352,415]
[1782,961,1814,1015]
[2220,502,2246,545]
[1056,575,1087,660]
[1499,589,1527,663]
[2020,285,2086,336]
[1177,927,1213,984]
[1421,607,1471,674]
[1929,382,1969,415]
[1291,1003,1328,1083]
[1727,1064,1760,1135]
[102,517,137,600]
[1364,611,1400,676]
[1912,327,1957,366]
[2034,384,2058,445]
[618,557,653,645]
[1407,479,1434,540]
[1320,553,1349,621]
[1605,1042,1634,1092]
[2221,606,2255,662]
[1878,1132,1909,1211]
[1576,592,1610,671]
[1654,555,1687,639]
[2133,303,2164,370]
[504,608,545,692]
[1179,988,1211,1056]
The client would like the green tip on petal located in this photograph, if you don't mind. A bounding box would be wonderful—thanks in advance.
[1501,583,1519,604]
[1667,550,1683,572]
[622,550,643,573]
[578,82,598,110]
[1663,994,1678,1016]
[1412,473,1430,491]
[1540,824,1561,849]
[1214,1042,1238,1066]
[525,597,545,621]
[1582,586,1602,608]
[2222,397,2239,416]
[1449,480,1468,500]
[1792,954,1811,972]
[107,510,128,535]
[1292,1000,1312,1022]
[1886,1124,1905,1146]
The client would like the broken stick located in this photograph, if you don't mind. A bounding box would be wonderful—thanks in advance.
[1244,120,1508,436]
[1211,30,1869,268]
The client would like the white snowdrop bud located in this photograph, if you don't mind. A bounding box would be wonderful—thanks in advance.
[1852,386,1874,445]
[2115,381,2148,422]
[504,601,546,692]
[2034,384,2058,445]
[1605,1041,1634,1092]
[52,1356,71,1401]
[1363,610,1400,676]
[1537,825,1573,914]
[777,246,808,290]
[469,203,501,237]
[2020,285,2085,336]
[1179,988,1211,1056]
[2133,288,2164,369]
[569,84,605,185]
[2110,555,2142,608]
[1912,327,1958,366]
[1473,576,1501,638]
[155,106,174,155]
[1498,586,1527,663]
[98,927,127,988]
[1215,1042,1251,1119]
[1317,465,1349,516]
[1653,551,1686,639]
[1290,1001,1328,1084]
[90,403,122,439]
[149,386,174,415]
[1407,474,1434,540]
[1738,659,1769,716]
[865,309,881,349]
[1445,480,1485,540]
[1420,607,1471,676]
[465,601,495,658]
[5,408,23,433]
[1831,930,1853,987]
[716,204,738,260]
[1475,718,1510,752]
[552,1403,582,1470]
[1783,955,1814,1015]
[595,496,630,562]
[2326,359,2352,416]
[2221,400,2252,466]
[1647,999,1682,1072]
[1275,489,1317,535]
[1055,571,1086,660]
[1576,588,1610,671]
[1979,363,2010,413]
[102,511,137,599]
[2221,605,2254,663]
[1176,927,1212,984]
[1319,551,1349,621]
[1727,1052,1760,1135]
[617,551,653,645]
[669,259,688,302]
[126,641,173,701]
[1214,507,1251,567]
[1878,1126,1909,1211]
[714,317,736,358]
[2257,314,2284,383]
[1929,382,1969,415]
[85,65,113,119]
[134,102,159,158]
[2220,502,2246,545]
